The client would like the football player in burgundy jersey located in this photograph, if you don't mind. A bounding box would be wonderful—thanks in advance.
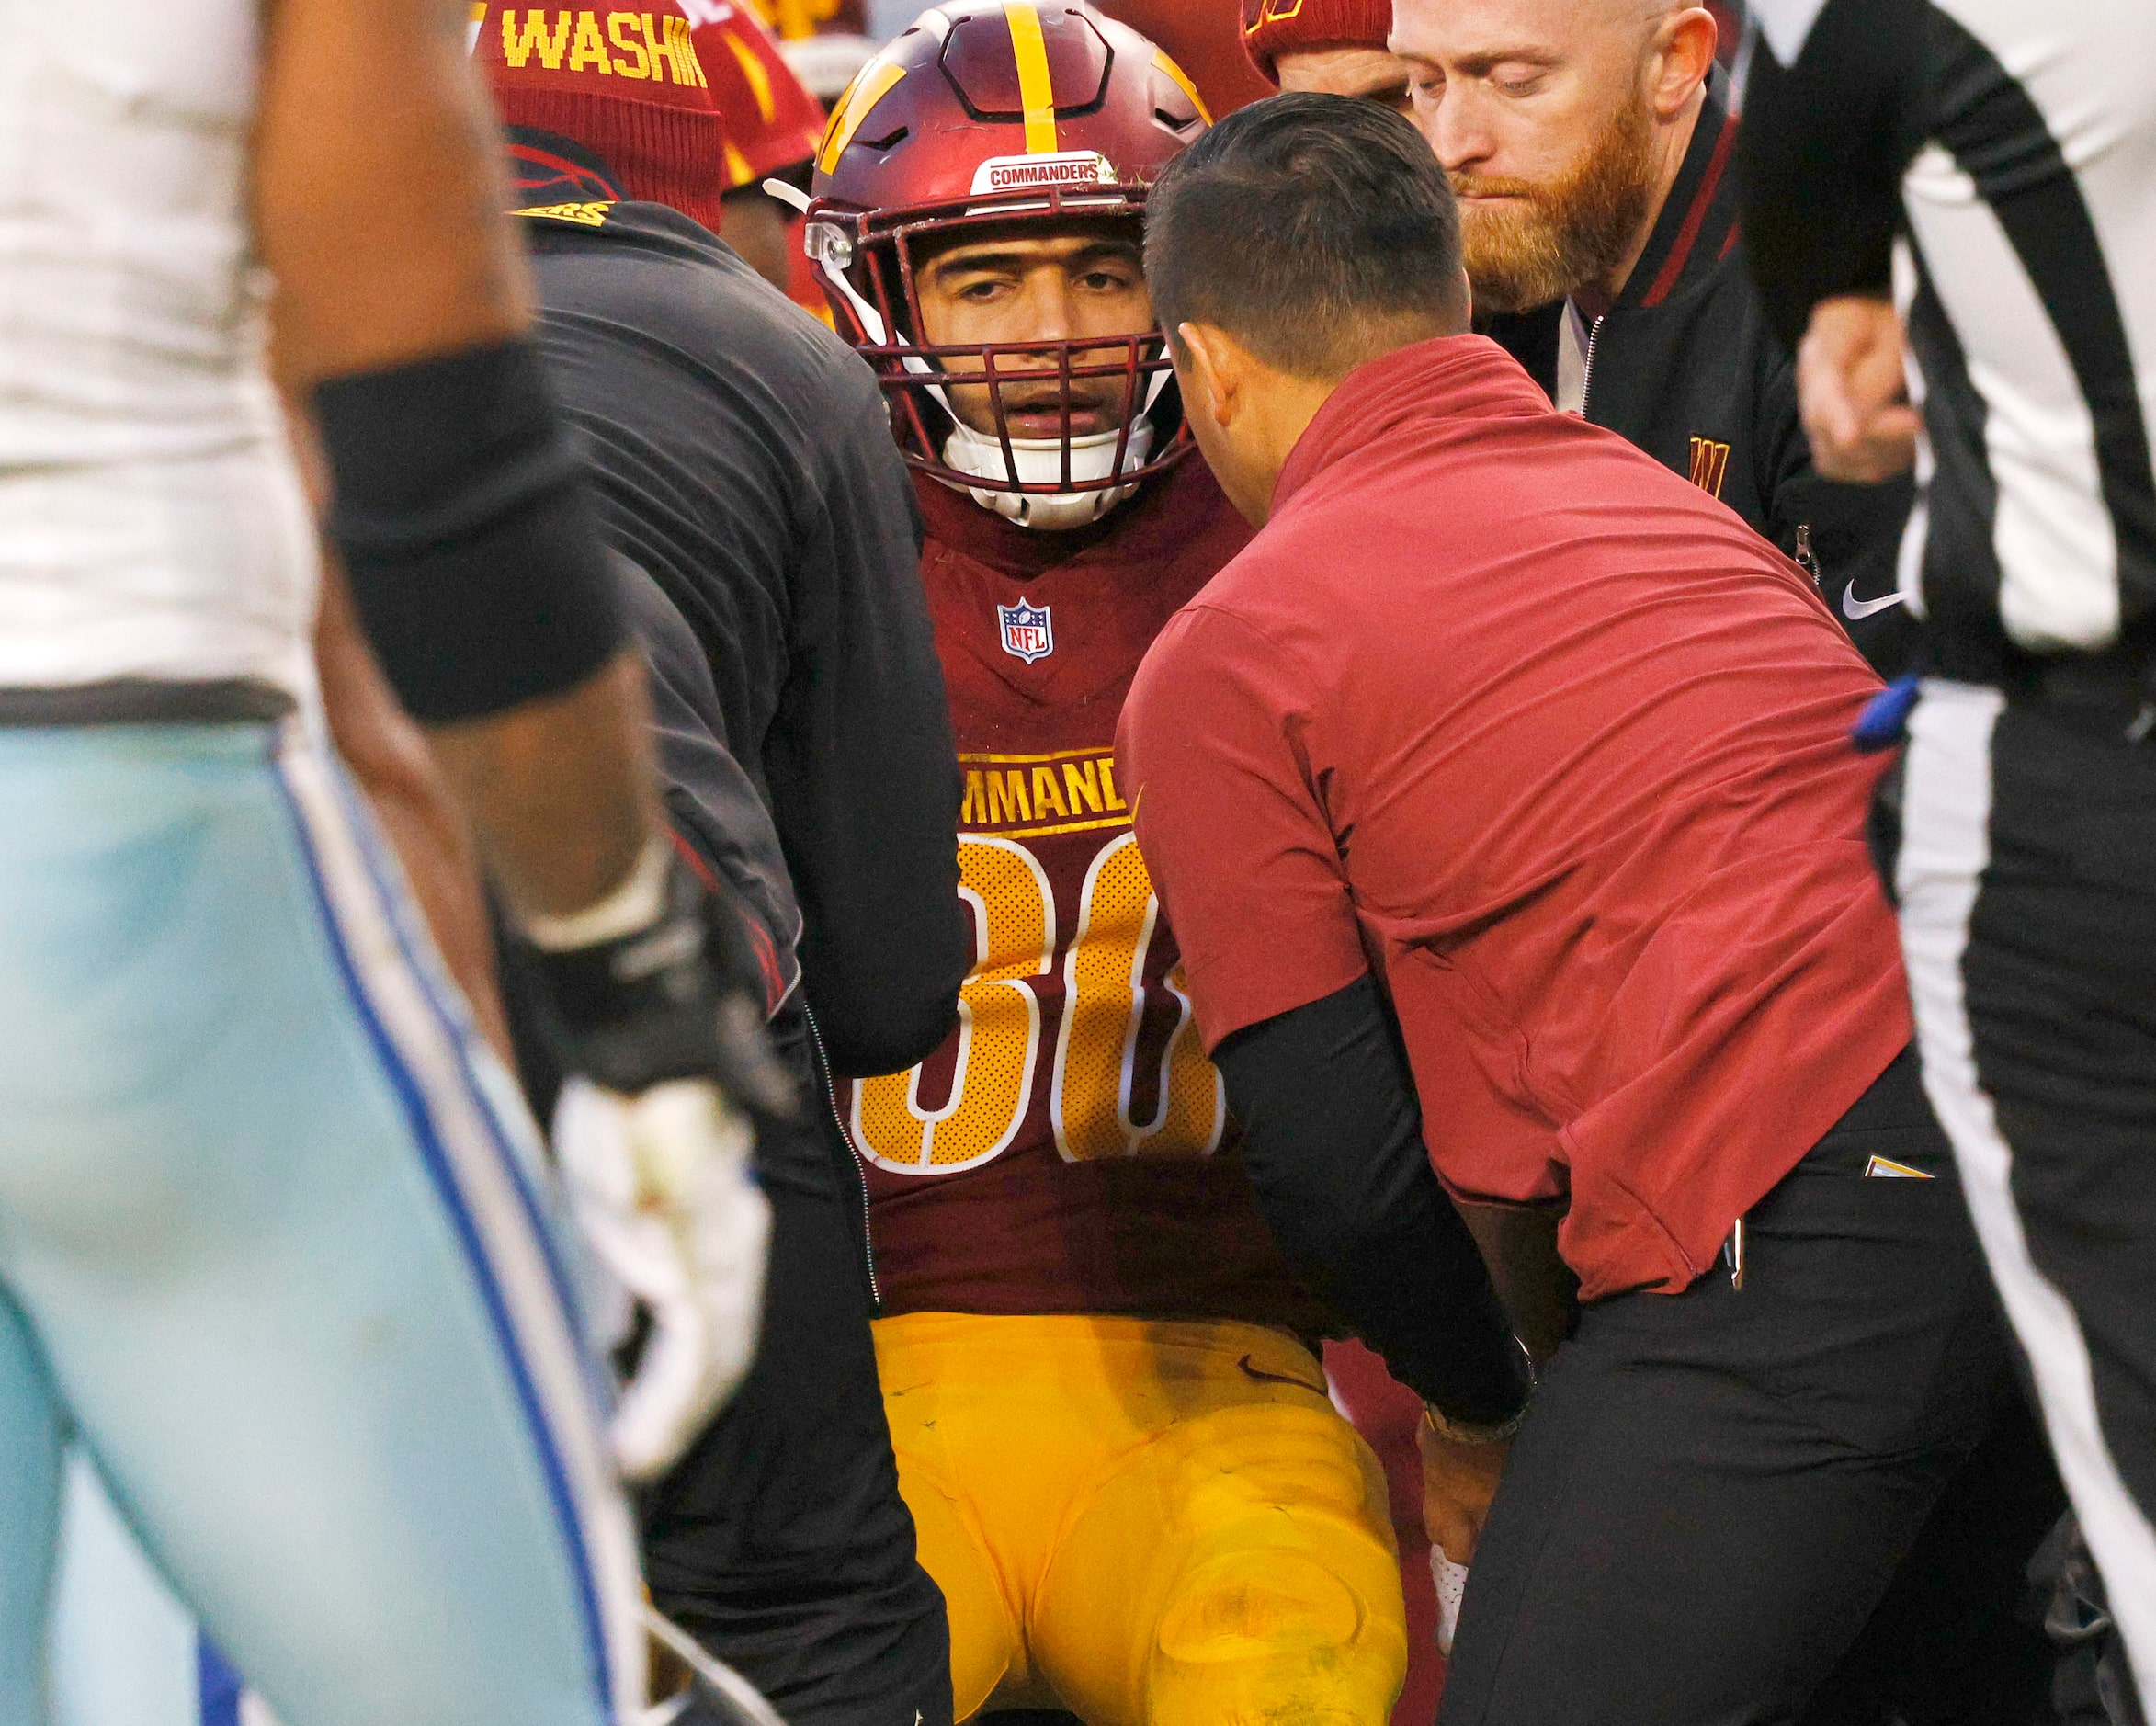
[804,6,1421,1720]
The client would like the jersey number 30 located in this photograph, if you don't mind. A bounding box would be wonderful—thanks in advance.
[853,833,1224,1175]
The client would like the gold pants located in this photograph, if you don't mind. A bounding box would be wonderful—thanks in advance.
[873,1312,1407,1725]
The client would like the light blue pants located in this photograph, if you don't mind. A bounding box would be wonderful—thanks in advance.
[0,721,644,1726]
[50,1448,211,1726]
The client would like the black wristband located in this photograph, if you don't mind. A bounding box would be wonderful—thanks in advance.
[316,337,626,723]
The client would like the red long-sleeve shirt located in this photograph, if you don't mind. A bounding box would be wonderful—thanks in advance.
[1120,335,1910,1302]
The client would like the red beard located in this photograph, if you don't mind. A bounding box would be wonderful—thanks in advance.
[1452,93,1656,314]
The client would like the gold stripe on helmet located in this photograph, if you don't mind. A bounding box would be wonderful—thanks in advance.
[817,54,908,176]
[1004,1,1061,155]
[1152,47,1212,125]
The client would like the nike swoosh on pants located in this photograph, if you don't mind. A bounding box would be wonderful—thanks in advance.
[1238,1355,1329,1396]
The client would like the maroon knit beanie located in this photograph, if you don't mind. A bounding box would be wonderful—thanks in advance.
[1241,0,1395,83]
[476,5,727,231]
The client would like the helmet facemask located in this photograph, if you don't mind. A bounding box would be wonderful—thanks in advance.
[810,189,1188,530]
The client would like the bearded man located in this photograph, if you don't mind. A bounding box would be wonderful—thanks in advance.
[1242,0,1910,678]
[1403,0,1926,672]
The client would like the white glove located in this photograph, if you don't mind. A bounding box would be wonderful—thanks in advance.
[1431,1546,1469,1656]
[554,1076,770,1482]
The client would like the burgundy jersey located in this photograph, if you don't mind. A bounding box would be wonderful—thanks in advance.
[842,460,1331,1333]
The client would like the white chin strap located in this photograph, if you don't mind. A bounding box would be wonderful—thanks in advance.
[941,417,1157,531]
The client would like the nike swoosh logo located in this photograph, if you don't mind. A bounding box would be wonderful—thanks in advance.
[1238,1355,1328,1396]
[1843,580,1908,621]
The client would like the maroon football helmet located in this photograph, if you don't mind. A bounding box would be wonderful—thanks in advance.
[803,1,1210,528]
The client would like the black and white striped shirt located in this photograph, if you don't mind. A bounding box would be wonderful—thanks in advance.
[1741,0,2156,687]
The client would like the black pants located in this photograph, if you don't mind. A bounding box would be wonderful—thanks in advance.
[1799,1375,2064,1726]
[1894,683,2156,1717]
[637,1007,954,1726]
[1439,1050,2017,1725]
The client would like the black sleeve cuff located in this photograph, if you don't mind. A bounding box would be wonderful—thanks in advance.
[1217,976,1533,1426]
[317,336,625,722]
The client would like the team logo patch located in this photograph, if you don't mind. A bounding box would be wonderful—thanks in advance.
[511,200,615,226]
[998,598,1054,664]
[1687,435,1731,498]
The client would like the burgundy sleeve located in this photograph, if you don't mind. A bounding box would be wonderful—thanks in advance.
[1118,604,1368,1050]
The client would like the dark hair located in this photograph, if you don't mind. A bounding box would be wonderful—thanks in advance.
[1144,92,1468,380]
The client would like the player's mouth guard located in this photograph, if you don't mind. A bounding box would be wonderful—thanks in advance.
[640,1605,788,1726]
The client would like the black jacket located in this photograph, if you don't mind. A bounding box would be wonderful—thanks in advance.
[1487,74,1919,676]
[522,197,968,1079]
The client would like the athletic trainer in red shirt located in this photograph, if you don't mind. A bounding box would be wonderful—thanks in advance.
[1121,96,2023,1726]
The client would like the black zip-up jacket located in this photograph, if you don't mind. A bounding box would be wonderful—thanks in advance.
[1487,73,1920,676]
[520,194,968,1080]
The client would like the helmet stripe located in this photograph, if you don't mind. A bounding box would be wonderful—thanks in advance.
[816,54,908,175]
[1152,47,1213,126]
[1003,1,1061,155]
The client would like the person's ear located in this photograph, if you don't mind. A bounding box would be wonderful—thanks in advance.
[1174,322,1243,430]
[1646,6,1718,120]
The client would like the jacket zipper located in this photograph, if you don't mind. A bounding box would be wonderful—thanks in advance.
[800,1002,880,1308]
[1579,313,1605,419]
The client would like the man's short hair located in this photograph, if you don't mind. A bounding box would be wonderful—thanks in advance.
[1145,93,1468,381]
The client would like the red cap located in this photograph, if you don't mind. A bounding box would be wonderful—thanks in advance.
[477,4,728,230]
[690,4,827,189]
[1240,0,1393,83]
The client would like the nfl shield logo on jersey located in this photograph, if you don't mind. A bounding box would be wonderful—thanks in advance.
[998,599,1054,664]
